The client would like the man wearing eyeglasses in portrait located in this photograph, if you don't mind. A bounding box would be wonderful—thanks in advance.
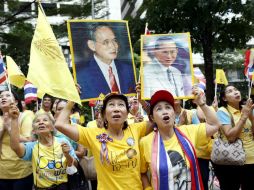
[75,23,136,100]
[143,36,185,98]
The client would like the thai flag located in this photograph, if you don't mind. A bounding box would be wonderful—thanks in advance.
[194,67,206,90]
[244,49,254,77]
[0,55,7,84]
[198,78,206,91]
[247,67,254,80]
[24,81,37,104]
[194,67,205,80]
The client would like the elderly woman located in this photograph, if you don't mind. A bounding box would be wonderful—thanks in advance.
[55,93,153,190]
[9,104,78,190]
[212,85,254,190]
[140,88,220,190]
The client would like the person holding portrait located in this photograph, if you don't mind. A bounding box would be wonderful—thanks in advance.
[75,23,136,100]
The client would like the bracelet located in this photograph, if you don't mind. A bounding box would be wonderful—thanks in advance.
[198,102,206,107]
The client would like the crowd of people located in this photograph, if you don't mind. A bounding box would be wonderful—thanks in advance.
[0,82,253,190]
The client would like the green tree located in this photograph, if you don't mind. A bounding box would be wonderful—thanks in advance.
[129,0,254,103]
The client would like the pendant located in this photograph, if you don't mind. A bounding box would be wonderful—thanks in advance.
[126,137,135,146]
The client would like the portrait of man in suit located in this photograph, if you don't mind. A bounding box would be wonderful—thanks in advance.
[68,21,136,101]
[141,33,194,99]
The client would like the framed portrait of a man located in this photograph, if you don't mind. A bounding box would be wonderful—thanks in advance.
[141,33,194,99]
[67,20,137,101]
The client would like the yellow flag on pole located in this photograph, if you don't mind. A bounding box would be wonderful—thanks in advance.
[6,56,26,88]
[27,4,80,104]
[216,69,228,85]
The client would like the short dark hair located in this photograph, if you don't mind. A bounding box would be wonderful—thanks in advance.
[101,93,129,130]
[88,23,114,41]
[218,84,243,109]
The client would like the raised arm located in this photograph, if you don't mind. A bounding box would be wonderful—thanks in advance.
[9,104,26,158]
[192,87,220,137]
[221,98,254,142]
[55,101,79,142]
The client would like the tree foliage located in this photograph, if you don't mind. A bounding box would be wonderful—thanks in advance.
[129,0,254,103]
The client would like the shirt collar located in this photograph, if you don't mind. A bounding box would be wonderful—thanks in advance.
[226,104,240,114]
[94,54,115,69]
[153,57,170,72]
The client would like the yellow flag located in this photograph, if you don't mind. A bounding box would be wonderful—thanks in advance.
[216,69,228,85]
[6,56,26,88]
[27,4,80,104]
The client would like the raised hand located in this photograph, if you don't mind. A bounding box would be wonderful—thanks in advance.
[178,109,187,125]
[241,98,254,120]
[192,86,206,107]
[61,142,71,157]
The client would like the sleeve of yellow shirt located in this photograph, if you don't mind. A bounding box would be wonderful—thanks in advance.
[140,137,149,173]
[130,121,148,139]
[19,112,34,138]
[77,124,92,149]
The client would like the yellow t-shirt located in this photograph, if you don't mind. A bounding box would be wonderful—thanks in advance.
[22,137,76,188]
[77,122,147,190]
[86,120,97,128]
[140,124,209,189]
[0,115,33,179]
[194,106,217,159]
[217,106,254,164]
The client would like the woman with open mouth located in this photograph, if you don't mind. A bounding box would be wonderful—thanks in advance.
[0,90,34,190]
[55,93,153,190]
[9,105,78,190]
[212,85,254,190]
[140,87,220,190]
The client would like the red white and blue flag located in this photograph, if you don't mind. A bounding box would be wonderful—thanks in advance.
[0,54,7,84]
[244,49,254,79]
[151,128,204,190]
[194,67,206,91]
[24,81,37,104]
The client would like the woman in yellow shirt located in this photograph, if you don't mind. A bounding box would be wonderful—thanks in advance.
[140,88,220,190]
[213,85,254,190]
[0,90,33,190]
[55,93,153,190]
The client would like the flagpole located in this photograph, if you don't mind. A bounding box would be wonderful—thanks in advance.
[3,56,12,96]
[91,107,94,120]
[249,79,253,98]
[214,82,217,99]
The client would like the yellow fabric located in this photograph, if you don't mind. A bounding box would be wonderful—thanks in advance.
[6,56,26,88]
[20,110,35,138]
[77,122,147,190]
[86,120,97,157]
[195,106,216,159]
[31,139,68,188]
[216,69,228,85]
[27,4,80,104]
[140,124,209,175]
[86,120,97,128]
[220,106,254,164]
[0,116,32,179]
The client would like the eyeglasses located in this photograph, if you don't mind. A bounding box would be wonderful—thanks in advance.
[95,38,118,47]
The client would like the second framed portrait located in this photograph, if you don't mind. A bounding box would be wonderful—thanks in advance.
[141,33,194,100]
[68,20,137,101]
